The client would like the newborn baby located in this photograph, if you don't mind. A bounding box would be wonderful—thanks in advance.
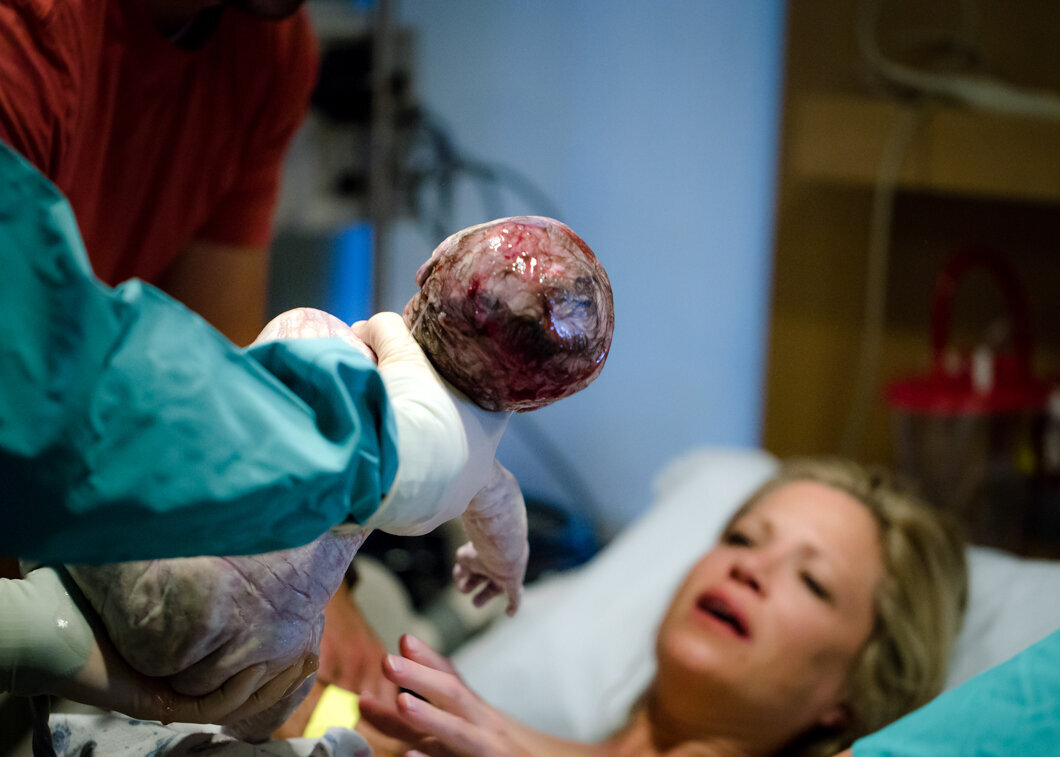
[68,216,614,741]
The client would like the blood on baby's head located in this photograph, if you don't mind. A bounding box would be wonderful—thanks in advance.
[403,216,614,413]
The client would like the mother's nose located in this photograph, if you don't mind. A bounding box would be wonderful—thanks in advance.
[729,552,769,595]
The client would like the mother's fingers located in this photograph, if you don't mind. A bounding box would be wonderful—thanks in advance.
[383,656,476,721]
[407,743,459,757]
[398,693,497,757]
[382,656,489,732]
[357,690,426,744]
[399,635,461,677]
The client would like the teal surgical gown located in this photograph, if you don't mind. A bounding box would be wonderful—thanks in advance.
[853,630,1060,756]
[0,141,398,565]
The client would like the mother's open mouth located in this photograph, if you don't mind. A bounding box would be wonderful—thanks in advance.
[696,593,752,639]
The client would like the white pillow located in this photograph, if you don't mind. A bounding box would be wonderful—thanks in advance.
[453,446,1060,741]
[946,546,1060,689]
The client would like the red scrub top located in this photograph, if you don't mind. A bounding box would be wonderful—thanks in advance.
[0,0,318,285]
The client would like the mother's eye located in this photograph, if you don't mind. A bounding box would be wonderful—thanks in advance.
[722,530,753,547]
[801,572,832,602]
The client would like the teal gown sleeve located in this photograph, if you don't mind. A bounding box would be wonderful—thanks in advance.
[0,141,398,565]
[853,630,1060,756]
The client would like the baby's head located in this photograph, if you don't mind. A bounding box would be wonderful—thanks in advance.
[403,216,614,412]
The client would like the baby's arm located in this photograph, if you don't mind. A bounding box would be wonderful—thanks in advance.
[453,460,529,616]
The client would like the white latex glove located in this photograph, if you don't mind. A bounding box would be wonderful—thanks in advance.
[454,461,529,616]
[0,567,317,725]
[353,312,511,537]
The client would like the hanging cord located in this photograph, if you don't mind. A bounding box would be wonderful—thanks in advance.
[857,0,1060,119]
[395,108,564,243]
[839,104,925,458]
[841,0,984,457]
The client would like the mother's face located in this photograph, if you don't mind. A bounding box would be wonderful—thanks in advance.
[654,480,882,743]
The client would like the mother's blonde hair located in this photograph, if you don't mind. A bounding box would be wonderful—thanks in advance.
[728,457,968,757]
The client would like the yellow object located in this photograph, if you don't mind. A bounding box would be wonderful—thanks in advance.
[304,685,360,737]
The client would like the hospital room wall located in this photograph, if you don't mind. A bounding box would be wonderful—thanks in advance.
[377,1,787,537]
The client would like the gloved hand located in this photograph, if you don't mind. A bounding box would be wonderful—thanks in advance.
[454,460,529,616]
[353,313,511,537]
[0,567,317,724]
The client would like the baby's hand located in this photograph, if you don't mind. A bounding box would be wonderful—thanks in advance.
[455,461,529,616]
[453,541,523,616]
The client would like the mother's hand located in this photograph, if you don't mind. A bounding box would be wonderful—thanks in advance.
[357,634,534,757]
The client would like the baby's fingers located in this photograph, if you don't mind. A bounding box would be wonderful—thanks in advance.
[453,568,488,595]
[502,582,523,616]
[471,582,503,608]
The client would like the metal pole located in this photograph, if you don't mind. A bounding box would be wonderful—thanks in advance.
[368,0,394,311]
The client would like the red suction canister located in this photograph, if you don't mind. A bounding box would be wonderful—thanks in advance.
[886,247,1048,552]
